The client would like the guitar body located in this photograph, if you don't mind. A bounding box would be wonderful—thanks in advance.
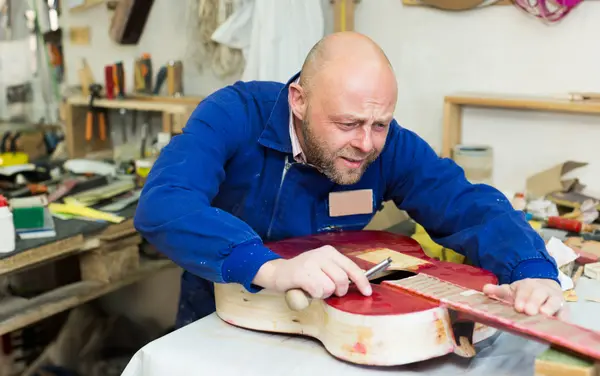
[214,230,499,366]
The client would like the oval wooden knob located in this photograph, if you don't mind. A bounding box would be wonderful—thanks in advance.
[285,289,311,311]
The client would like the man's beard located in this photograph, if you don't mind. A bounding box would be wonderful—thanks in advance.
[300,119,379,185]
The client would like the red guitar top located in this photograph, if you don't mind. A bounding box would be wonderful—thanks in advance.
[266,230,497,316]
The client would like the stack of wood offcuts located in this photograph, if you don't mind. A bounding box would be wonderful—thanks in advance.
[80,219,140,283]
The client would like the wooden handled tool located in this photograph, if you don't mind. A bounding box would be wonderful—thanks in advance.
[285,257,392,311]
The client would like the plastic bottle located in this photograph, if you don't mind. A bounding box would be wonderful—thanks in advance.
[0,195,15,254]
[511,192,527,211]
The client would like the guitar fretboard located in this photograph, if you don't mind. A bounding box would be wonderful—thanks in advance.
[386,274,600,361]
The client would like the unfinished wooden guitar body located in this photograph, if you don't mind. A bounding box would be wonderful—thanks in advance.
[215,231,600,366]
[215,231,498,366]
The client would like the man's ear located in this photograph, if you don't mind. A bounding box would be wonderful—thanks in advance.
[288,82,308,121]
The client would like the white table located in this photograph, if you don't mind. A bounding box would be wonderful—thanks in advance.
[121,278,600,376]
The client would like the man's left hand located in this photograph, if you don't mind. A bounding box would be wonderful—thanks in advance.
[482,278,564,316]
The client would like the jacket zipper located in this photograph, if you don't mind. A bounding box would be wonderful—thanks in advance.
[266,156,292,239]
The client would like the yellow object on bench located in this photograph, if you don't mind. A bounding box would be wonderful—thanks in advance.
[0,152,28,166]
[411,223,465,264]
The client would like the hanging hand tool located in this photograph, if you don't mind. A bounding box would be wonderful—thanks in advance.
[119,108,127,142]
[113,61,125,98]
[85,84,107,142]
[153,65,167,95]
[104,65,115,99]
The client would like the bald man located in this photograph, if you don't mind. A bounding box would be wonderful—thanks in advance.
[134,32,563,329]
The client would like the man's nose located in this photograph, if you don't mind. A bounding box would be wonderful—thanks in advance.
[350,128,374,154]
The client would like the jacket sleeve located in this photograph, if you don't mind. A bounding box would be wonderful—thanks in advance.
[383,122,559,286]
[134,87,281,292]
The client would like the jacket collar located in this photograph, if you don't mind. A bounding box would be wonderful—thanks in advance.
[258,71,301,154]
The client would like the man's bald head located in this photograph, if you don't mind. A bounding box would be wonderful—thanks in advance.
[298,31,395,96]
[288,31,398,186]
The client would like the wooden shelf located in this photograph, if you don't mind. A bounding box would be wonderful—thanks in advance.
[446,93,600,115]
[0,259,175,336]
[67,96,193,113]
[64,96,199,157]
[68,0,106,13]
[442,93,600,158]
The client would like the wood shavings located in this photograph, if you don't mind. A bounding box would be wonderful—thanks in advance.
[563,290,578,302]
[572,266,584,287]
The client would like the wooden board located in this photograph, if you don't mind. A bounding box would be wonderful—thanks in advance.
[535,347,600,376]
[68,0,105,13]
[109,0,155,44]
[0,235,84,277]
[333,0,355,32]
[68,27,91,45]
[0,259,174,337]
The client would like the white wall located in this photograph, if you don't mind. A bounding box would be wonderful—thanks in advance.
[61,0,600,329]
[355,0,600,196]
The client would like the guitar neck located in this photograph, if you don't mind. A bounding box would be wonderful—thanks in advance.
[386,274,600,361]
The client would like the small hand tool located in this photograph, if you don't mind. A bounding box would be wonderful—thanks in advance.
[85,84,106,142]
[286,257,393,312]
[119,108,127,142]
[363,257,393,280]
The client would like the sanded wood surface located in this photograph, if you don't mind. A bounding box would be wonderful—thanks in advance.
[0,259,174,337]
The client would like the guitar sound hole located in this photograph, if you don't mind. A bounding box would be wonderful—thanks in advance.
[369,270,416,285]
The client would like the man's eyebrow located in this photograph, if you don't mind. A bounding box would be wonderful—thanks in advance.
[331,114,393,124]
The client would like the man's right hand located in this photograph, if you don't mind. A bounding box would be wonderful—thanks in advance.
[252,245,372,299]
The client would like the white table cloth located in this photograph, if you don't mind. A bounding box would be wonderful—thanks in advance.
[121,277,600,376]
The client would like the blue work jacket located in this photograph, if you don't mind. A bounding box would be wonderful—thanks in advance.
[134,72,559,309]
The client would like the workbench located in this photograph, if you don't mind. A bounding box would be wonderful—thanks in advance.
[120,277,600,376]
[0,204,175,338]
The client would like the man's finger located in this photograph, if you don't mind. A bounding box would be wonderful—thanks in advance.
[302,270,326,299]
[482,284,513,302]
[514,281,533,313]
[524,287,549,315]
[540,295,564,317]
[332,254,372,296]
[321,262,350,297]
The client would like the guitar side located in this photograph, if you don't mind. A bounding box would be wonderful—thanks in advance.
[214,282,496,366]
